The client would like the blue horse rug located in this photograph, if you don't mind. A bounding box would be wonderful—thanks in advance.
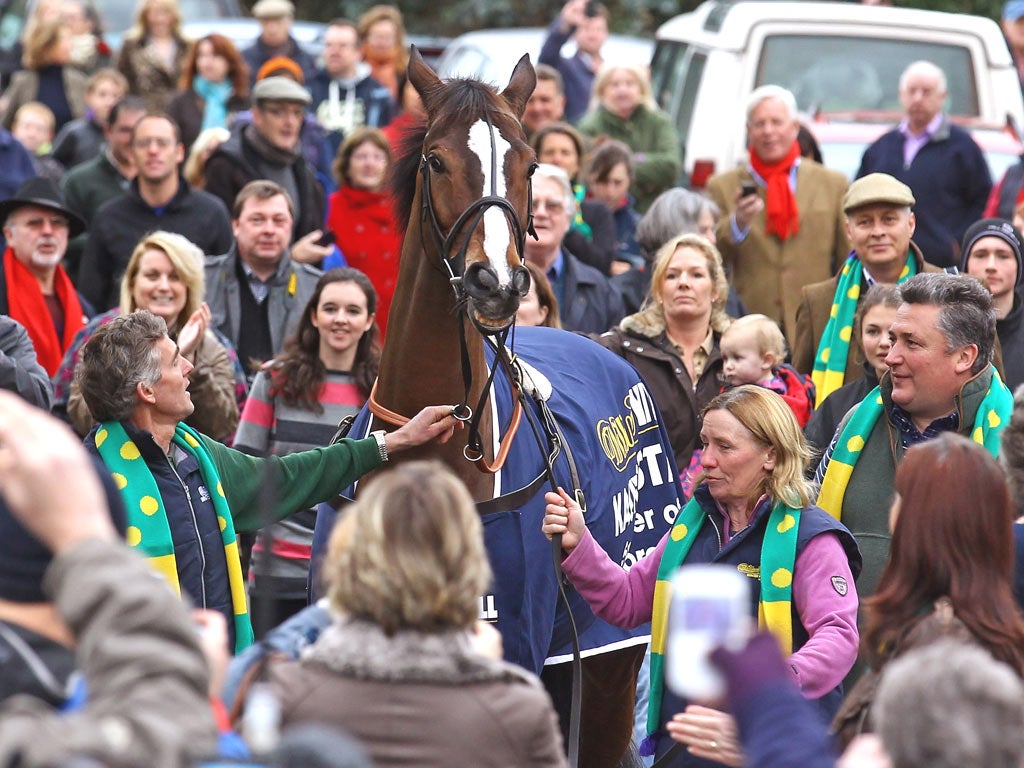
[310,326,681,675]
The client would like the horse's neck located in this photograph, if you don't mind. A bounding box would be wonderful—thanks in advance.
[375,239,495,500]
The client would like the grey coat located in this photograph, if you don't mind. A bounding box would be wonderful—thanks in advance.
[204,246,321,363]
[0,315,50,410]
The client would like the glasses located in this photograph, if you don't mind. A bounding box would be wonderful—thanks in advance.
[533,197,567,214]
[261,104,305,120]
[132,136,175,150]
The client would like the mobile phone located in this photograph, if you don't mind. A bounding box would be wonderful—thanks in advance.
[740,182,758,198]
[584,0,598,17]
[665,565,751,700]
[316,231,336,247]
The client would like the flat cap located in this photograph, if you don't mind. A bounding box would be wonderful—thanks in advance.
[252,0,294,18]
[252,75,311,104]
[842,173,915,213]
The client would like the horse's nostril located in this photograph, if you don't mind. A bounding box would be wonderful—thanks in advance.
[464,263,500,297]
[511,265,531,297]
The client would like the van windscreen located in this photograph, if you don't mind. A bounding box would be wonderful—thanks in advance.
[756,35,978,116]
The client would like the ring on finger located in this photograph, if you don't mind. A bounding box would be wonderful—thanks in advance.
[708,740,718,750]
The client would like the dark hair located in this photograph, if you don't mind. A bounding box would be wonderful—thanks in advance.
[332,126,390,187]
[865,433,1024,676]
[77,311,167,422]
[530,121,585,182]
[108,95,147,127]
[796,123,822,164]
[534,63,564,94]
[130,112,183,145]
[179,33,249,97]
[326,17,359,38]
[898,272,995,375]
[853,283,901,365]
[232,179,295,219]
[522,261,561,328]
[586,139,634,183]
[269,268,381,410]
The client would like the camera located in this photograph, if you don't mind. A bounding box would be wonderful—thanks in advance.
[584,1,599,17]
[740,182,758,198]
[665,565,751,700]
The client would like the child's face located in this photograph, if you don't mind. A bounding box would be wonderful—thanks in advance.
[12,113,52,153]
[86,79,124,123]
[720,329,772,386]
[860,303,897,379]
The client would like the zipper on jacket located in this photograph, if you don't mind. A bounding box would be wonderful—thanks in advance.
[167,455,208,609]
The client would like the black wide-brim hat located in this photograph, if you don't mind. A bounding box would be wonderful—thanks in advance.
[0,177,87,238]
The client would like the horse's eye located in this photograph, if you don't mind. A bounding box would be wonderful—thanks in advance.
[527,162,538,178]
[429,154,444,173]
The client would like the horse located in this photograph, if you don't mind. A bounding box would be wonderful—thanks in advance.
[311,49,681,768]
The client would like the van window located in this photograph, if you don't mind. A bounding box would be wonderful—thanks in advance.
[652,41,707,170]
[757,35,978,115]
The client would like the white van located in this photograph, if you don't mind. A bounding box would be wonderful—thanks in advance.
[651,1,1024,187]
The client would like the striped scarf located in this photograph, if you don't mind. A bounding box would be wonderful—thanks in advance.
[644,493,799,745]
[94,421,254,653]
[811,252,918,407]
[817,367,1012,519]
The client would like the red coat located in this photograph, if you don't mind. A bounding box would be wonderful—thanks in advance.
[326,185,402,337]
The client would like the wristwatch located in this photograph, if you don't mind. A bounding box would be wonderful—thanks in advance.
[370,430,389,464]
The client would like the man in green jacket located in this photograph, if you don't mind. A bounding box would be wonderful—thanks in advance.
[77,310,459,651]
[815,272,1012,600]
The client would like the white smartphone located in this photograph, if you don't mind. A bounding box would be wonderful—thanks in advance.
[665,564,752,700]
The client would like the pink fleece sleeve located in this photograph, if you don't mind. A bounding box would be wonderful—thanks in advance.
[788,532,860,698]
[559,528,669,629]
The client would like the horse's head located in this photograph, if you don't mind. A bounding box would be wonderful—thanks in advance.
[407,48,537,334]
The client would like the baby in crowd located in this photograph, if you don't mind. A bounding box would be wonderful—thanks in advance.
[719,314,814,426]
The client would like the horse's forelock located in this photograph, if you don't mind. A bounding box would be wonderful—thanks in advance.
[390,78,527,232]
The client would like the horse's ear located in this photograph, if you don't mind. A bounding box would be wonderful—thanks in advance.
[407,45,444,116]
[500,54,537,120]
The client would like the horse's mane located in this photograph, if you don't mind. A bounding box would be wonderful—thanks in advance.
[389,78,517,233]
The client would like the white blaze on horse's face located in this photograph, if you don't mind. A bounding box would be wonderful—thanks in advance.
[467,118,514,287]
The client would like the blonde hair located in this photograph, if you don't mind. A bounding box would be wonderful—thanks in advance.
[183,126,229,188]
[119,231,204,331]
[22,19,65,68]
[592,64,656,113]
[721,314,787,367]
[326,461,491,634]
[127,0,183,40]
[627,233,730,336]
[702,386,812,508]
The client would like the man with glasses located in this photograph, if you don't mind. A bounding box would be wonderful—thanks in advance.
[205,77,327,251]
[79,113,233,310]
[524,163,623,333]
[0,177,92,376]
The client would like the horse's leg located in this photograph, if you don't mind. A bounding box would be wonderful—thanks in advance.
[541,644,647,768]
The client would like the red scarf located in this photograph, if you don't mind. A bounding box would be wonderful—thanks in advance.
[748,141,801,241]
[3,247,85,376]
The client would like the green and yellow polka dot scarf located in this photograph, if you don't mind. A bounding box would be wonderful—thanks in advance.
[645,495,798,740]
[817,367,1012,519]
[94,421,254,653]
[811,252,919,407]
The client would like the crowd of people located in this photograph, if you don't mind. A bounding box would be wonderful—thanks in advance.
[2,0,1024,765]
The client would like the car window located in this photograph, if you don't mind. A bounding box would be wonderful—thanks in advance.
[757,35,978,116]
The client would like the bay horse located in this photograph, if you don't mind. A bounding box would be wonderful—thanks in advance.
[312,49,681,768]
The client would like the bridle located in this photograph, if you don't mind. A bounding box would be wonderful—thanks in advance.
[370,109,537,474]
[363,106,585,768]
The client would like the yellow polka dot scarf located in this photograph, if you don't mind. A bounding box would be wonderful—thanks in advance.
[817,367,1012,519]
[811,252,919,407]
[93,421,254,653]
[645,495,798,740]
